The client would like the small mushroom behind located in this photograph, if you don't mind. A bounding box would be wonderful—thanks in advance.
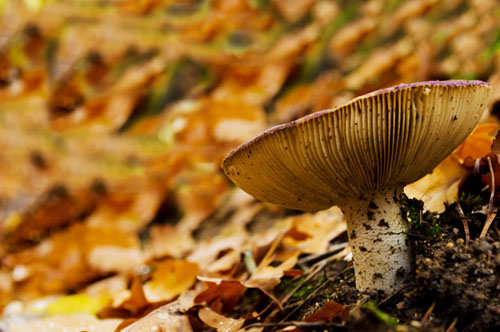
[222,80,491,293]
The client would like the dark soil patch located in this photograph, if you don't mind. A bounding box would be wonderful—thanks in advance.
[266,199,500,332]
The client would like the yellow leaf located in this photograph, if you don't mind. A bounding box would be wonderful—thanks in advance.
[405,156,466,213]
[454,123,499,161]
[46,294,110,316]
[144,259,199,302]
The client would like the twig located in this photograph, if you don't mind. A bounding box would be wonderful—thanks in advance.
[480,156,497,238]
[282,248,350,307]
[243,249,257,274]
[420,302,435,327]
[445,317,458,332]
[280,262,325,306]
[481,211,497,238]
[456,204,470,247]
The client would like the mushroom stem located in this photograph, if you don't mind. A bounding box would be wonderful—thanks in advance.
[341,187,412,293]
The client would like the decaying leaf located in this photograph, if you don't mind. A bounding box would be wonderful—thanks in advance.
[454,123,499,161]
[406,124,500,212]
[405,156,467,213]
[143,259,199,302]
[304,301,349,322]
[244,251,299,305]
[198,307,245,332]
[281,207,346,254]
[119,300,194,332]
[2,1,500,331]
[195,277,247,313]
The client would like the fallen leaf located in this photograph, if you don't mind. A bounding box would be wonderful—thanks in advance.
[88,246,144,274]
[98,276,164,323]
[121,277,149,314]
[195,277,247,313]
[198,307,245,332]
[304,301,349,322]
[406,124,500,212]
[46,293,110,316]
[143,259,199,302]
[405,156,467,213]
[454,123,499,161]
[120,296,195,332]
[281,207,346,254]
[244,254,299,304]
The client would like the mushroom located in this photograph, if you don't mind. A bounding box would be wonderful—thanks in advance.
[222,80,491,293]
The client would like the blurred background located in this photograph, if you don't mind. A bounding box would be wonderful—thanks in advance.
[0,0,499,329]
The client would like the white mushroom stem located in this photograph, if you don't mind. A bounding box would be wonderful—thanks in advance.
[341,187,412,293]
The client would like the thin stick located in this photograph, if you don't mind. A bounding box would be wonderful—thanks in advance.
[279,249,350,322]
[280,262,325,306]
[456,204,470,247]
[480,157,497,238]
[420,302,435,327]
[481,211,497,238]
[445,317,458,332]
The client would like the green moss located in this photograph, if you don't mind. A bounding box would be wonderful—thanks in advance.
[275,275,327,300]
[276,276,305,295]
[427,214,441,237]
[400,194,441,237]
[400,194,423,228]
[292,275,326,299]
[362,301,399,326]
[458,192,484,214]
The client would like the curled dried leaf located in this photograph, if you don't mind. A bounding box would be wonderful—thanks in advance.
[198,307,245,332]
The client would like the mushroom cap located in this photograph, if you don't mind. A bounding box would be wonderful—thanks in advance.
[222,80,491,212]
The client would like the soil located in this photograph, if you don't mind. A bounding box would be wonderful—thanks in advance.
[186,179,500,331]
[259,195,500,332]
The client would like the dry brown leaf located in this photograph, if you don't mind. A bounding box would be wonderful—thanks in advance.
[147,224,196,259]
[11,184,102,242]
[187,234,246,270]
[4,223,139,299]
[120,300,193,332]
[271,0,315,22]
[406,124,500,212]
[405,156,467,213]
[281,207,346,254]
[244,254,299,303]
[122,277,150,313]
[195,277,247,313]
[88,246,144,274]
[303,301,349,322]
[198,307,245,332]
[98,277,149,321]
[97,275,174,326]
[143,259,199,302]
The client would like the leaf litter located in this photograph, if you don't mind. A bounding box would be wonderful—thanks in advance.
[0,0,500,331]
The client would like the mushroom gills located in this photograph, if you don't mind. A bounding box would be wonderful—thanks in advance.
[341,187,411,293]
